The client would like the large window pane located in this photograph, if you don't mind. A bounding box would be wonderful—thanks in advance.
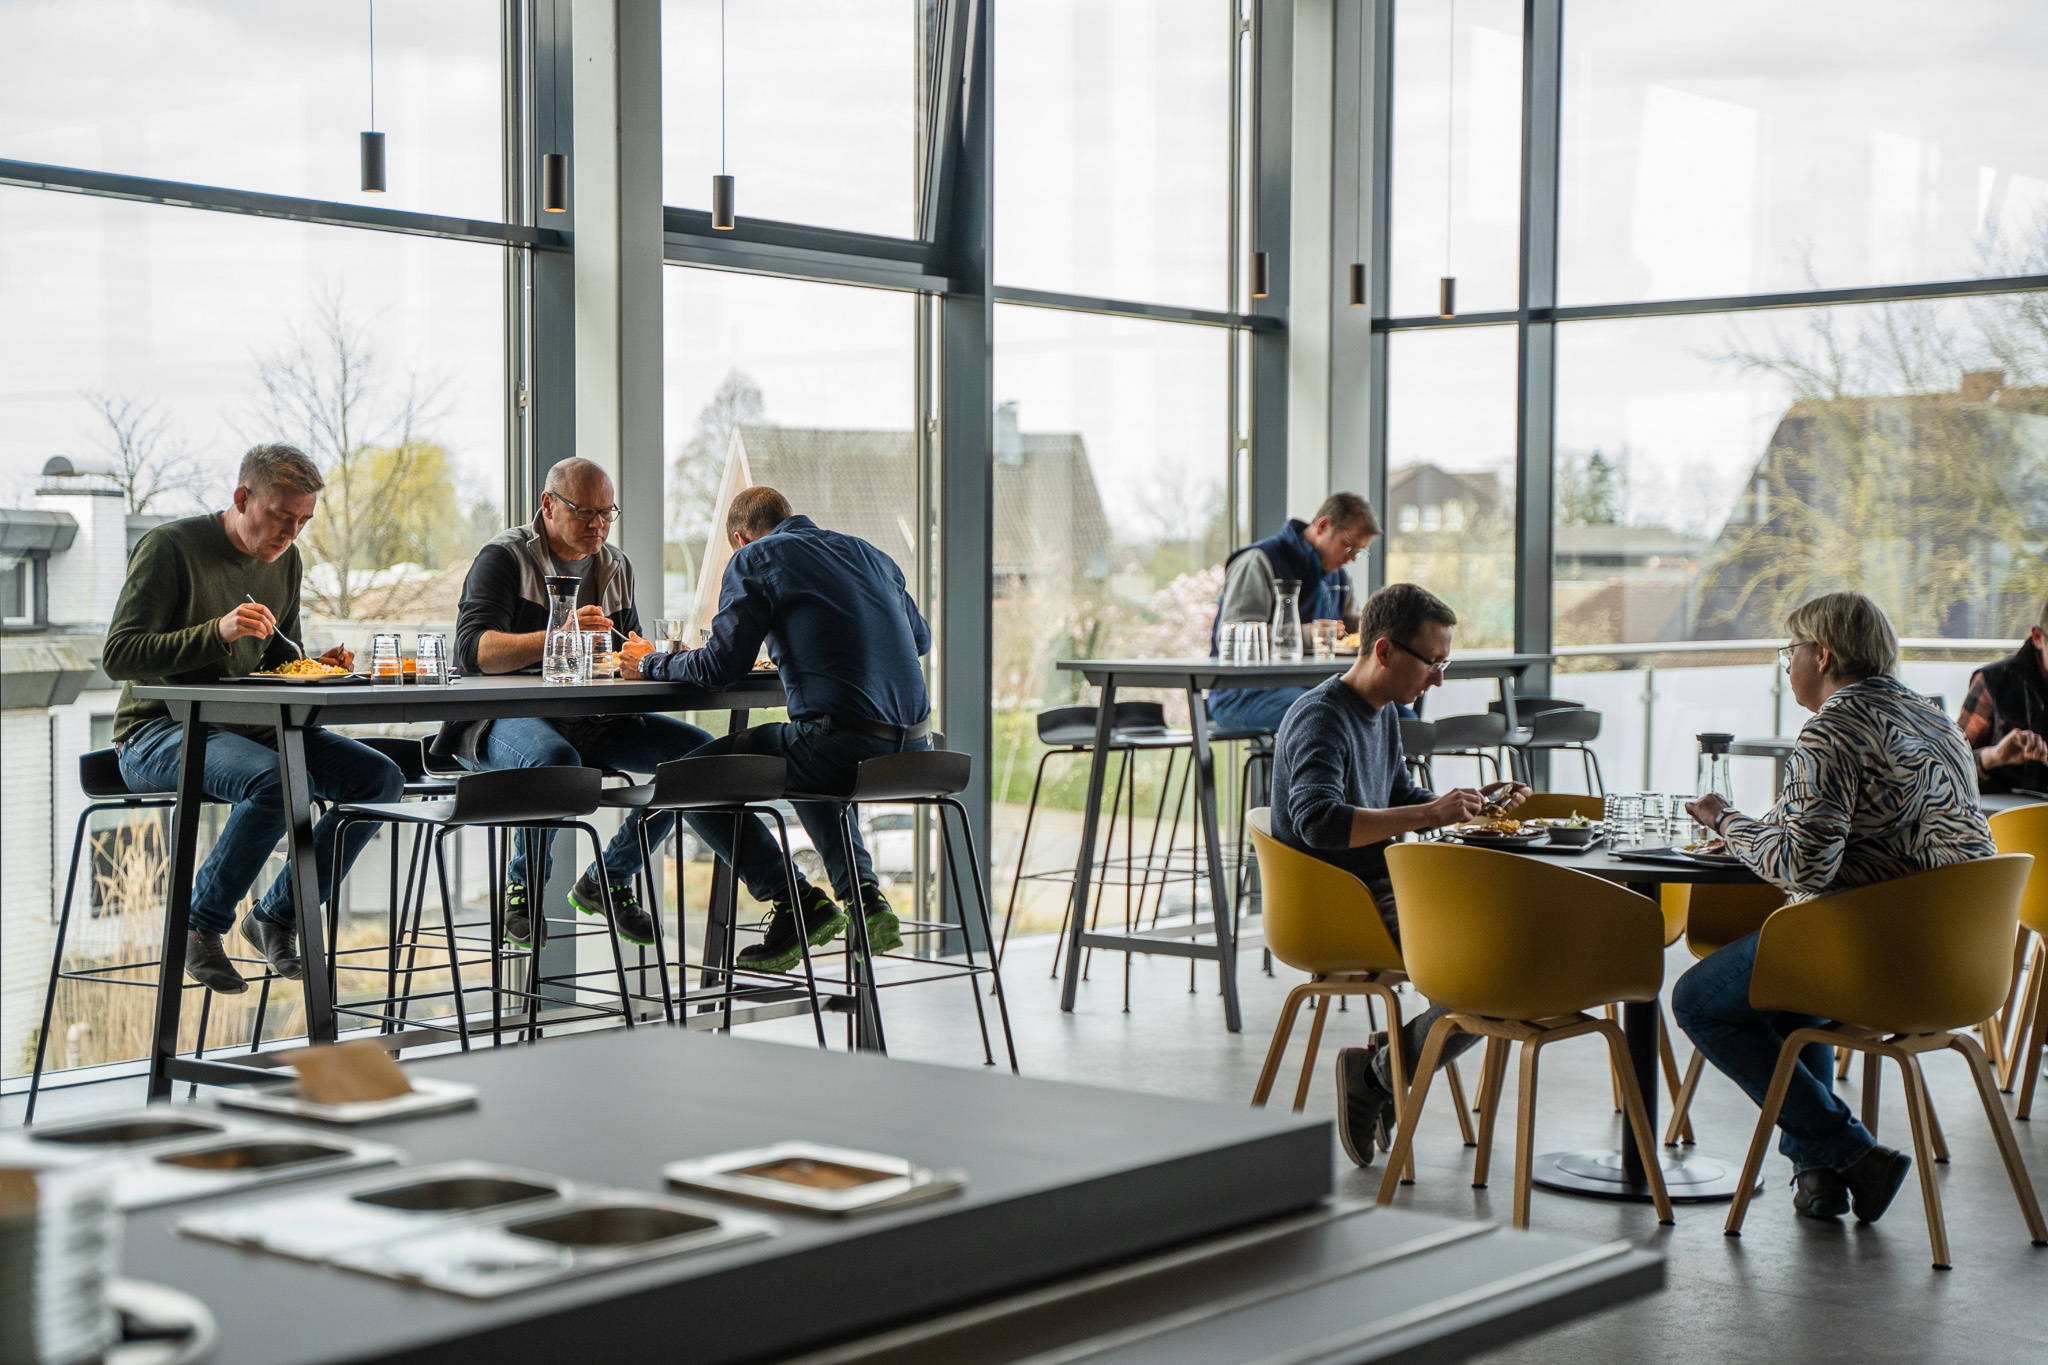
[661,0,931,238]
[990,307,1228,935]
[1384,325,1517,649]
[1388,0,1522,318]
[0,0,502,220]
[1,186,504,1077]
[995,0,1231,309]
[1560,0,2048,304]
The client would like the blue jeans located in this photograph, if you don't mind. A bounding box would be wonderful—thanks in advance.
[682,722,932,904]
[1671,931,1877,1174]
[119,717,405,935]
[1208,687,1307,732]
[459,714,715,889]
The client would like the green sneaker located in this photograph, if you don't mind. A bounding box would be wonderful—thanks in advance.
[569,870,657,946]
[858,884,903,956]
[503,884,534,949]
[737,884,847,973]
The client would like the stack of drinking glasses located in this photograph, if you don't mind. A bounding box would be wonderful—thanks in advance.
[1219,621,1271,664]
[369,633,451,685]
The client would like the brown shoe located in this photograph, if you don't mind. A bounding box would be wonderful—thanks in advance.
[185,931,249,994]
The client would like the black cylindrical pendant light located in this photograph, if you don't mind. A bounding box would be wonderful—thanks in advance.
[1350,263,1366,307]
[711,0,736,230]
[711,174,736,229]
[360,131,386,193]
[542,153,568,213]
[1439,276,1456,318]
[1251,251,1270,299]
[359,1,384,193]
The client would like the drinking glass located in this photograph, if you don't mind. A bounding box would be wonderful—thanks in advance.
[1311,621,1339,660]
[370,633,404,686]
[1607,793,1644,843]
[414,632,447,686]
[1218,622,1241,663]
[699,626,715,649]
[543,628,586,685]
[582,631,618,679]
[1245,622,1270,662]
[652,618,683,653]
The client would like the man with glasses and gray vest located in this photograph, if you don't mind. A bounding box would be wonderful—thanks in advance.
[438,456,713,949]
[1208,492,1380,732]
[620,485,932,973]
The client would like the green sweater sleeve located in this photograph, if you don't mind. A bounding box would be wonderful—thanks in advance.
[102,531,230,681]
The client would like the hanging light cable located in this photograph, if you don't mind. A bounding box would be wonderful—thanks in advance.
[1438,0,1456,318]
[1349,2,1367,307]
[360,0,385,193]
[711,0,735,229]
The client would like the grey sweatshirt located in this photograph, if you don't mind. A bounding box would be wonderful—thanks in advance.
[1268,673,1434,882]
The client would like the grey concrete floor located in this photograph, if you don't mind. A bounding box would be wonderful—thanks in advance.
[12,931,2048,1363]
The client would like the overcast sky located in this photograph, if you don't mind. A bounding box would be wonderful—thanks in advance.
[4,0,2044,550]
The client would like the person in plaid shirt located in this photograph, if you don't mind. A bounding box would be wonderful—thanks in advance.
[1955,599,2048,793]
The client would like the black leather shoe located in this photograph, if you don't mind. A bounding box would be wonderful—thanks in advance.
[185,931,248,994]
[1334,1045,1394,1168]
[240,916,303,981]
[1843,1144,1912,1224]
[1791,1166,1850,1219]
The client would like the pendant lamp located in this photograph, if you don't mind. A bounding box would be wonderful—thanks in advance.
[1438,0,1456,318]
[360,1,385,193]
[711,0,735,228]
[1349,6,1367,307]
[542,153,568,213]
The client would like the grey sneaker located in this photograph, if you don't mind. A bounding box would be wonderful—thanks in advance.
[570,870,657,946]
[185,931,249,994]
[240,916,303,981]
[1335,1045,1394,1168]
[503,884,534,949]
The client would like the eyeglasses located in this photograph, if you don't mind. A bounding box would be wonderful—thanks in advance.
[1777,640,1810,665]
[547,492,620,526]
[1388,637,1450,675]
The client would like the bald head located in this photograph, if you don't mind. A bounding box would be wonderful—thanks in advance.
[539,457,617,561]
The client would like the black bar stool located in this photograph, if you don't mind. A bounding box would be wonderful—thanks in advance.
[325,766,639,1049]
[606,753,828,1042]
[26,749,252,1122]
[1406,713,1510,787]
[790,749,1019,1072]
[1490,697,1604,794]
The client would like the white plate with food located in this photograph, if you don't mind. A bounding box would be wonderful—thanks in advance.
[218,661,366,685]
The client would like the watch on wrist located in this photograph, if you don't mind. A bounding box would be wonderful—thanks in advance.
[1714,809,1736,835]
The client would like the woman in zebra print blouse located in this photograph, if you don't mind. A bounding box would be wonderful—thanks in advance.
[1673,592,1994,1226]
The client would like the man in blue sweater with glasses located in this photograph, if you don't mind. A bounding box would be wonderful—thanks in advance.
[621,486,932,973]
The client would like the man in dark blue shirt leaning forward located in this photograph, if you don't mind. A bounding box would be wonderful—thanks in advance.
[1268,581,1528,1167]
[621,486,933,971]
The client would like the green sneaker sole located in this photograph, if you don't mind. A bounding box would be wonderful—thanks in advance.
[568,889,657,947]
[807,910,850,947]
[863,909,903,956]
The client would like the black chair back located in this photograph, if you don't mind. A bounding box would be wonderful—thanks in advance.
[355,735,429,782]
[1529,708,1601,743]
[849,750,972,801]
[649,754,787,808]
[1398,718,1435,758]
[1489,696,1585,718]
[1036,701,1170,747]
[446,766,602,824]
[1431,713,1509,748]
[79,748,130,799]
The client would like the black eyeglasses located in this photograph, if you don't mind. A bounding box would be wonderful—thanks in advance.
[1389,637,1450,675]
[548,492,621,525]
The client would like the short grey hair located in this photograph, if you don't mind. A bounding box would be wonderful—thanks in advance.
[1314,491,1381,538]
[238,443,323,496]
[1786,592,1898,682]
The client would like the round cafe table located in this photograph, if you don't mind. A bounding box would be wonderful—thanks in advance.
[1490,838,1766,1205]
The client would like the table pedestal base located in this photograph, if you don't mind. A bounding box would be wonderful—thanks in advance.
[1531,1147,1759,1203]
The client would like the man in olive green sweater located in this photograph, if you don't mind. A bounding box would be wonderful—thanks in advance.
[104,444,403,993]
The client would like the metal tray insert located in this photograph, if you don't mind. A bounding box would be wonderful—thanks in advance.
[156,1140,353,1172]
[31,1117,226,1147]
[663,1141,965,1217]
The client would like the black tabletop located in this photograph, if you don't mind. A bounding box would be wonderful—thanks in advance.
[132,671,788,727]
[1482,839,1763,885]
[1056,654,1552,690]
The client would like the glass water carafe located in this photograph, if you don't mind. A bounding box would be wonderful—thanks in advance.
[1271,579,1304,663]
[1694,732,1735,837]
[542,575,586,685]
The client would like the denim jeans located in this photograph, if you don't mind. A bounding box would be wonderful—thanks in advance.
[118,717,405,935]
[1364,877,1481,1087]
[1208,686,1307,733]
[1672,931,1877,1174]
[458,714,714,889]
[681,722,932,904]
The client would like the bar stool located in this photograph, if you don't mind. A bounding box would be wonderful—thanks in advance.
[324,766,639,1049]
[1404,714,1510,787]
[26,750,246,1122]
[790,749,1019,1071]
[1000,703,1192,968]
[1491,698,1604,794]
[606,753,828,1043]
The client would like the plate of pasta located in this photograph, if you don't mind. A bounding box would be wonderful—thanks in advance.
[220,659,363,685]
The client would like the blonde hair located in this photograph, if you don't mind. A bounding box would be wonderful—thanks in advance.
[1785,592,1898,682]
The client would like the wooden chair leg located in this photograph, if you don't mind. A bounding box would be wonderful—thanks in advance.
[1602,1003,1623,1112]
[1836,1043,1852,1080]
[1895,1053,1951,1269]
[1472,1037,1511,1188]
[1251,983,1313,1107]
[1950,1032,2048,1247]
[1861,1051,1881,1137]
[1996,931,2034,1089]
[1378,991,1415,1182]
[1665,1051,1706,1147]
[1292,993,1334,1112]
[1597,1018,1675,1224]
[1445,1060,1476,1146]
[1979,1012,2007,1082]
[1725,1031,1815,1235]
[2017,966,2048,1121]
[1925,1083,1950,1163]
[1377,1017,1457,1207]
[1657,1006,1693,1144]
[1511,1035,1545,1229]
